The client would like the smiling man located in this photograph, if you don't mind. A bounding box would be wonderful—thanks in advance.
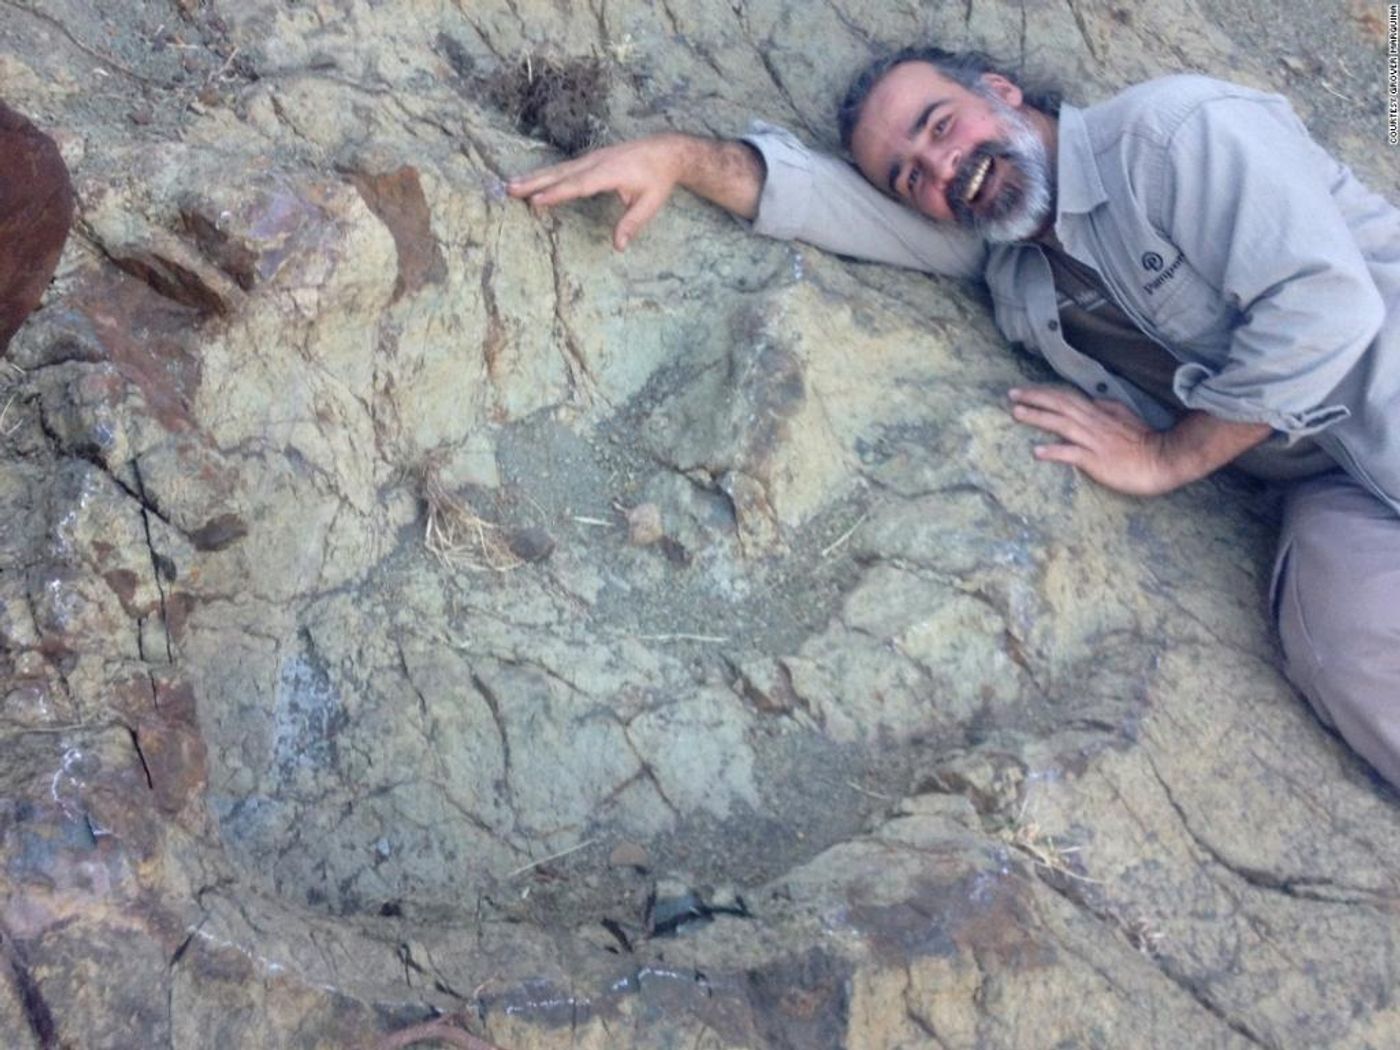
[508,48,1400,789]
[843,59,1055,243]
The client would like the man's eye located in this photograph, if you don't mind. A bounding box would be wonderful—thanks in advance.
[933,116,951,137]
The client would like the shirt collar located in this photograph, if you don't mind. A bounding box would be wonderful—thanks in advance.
[1053,104,1108,216]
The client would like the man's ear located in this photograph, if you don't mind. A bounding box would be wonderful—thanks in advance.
[980,73,1024,109]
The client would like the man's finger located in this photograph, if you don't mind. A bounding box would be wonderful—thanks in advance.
[1033,443,1087,467]
[507,155,594,197]
[1010,384,1093,411]
[507,168,566,199]
[1009,385,1097,423]
[614,189,665,251]
[1010,403,1094,449]
[524,164,618,209]
[525,177,591,210]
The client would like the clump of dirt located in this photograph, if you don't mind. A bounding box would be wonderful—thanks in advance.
[488,53,611,155]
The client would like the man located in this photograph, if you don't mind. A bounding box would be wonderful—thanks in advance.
[508,49,1400,788]
[0,100,74,356]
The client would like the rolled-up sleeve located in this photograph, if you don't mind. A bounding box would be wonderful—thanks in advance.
[1158,97,1385,437]
[741,121,987,279]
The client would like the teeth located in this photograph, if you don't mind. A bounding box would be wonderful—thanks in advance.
[963,156,992,203]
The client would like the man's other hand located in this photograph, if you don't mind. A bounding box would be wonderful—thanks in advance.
[508,134,763,251]
[1009,385,1271,496]
[1009,385,1174,496]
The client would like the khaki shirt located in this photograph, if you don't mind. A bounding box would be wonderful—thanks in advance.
[744,75,1400,511]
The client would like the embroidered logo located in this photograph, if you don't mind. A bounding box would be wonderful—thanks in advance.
[1141,250,1186,295]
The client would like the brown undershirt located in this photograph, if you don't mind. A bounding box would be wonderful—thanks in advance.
[1042,245,1333,481]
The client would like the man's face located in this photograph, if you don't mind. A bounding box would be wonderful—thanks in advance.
[849,62,1054,243]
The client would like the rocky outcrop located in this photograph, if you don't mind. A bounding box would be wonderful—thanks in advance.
[2,1,1398,1047]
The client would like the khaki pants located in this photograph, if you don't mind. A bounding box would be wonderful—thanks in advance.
[1274,472,1400,787]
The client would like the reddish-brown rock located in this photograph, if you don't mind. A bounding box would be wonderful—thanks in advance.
[0,101,73,355]
[351,166,447,303]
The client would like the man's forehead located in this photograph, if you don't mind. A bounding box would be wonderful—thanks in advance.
[851,63,963,171]
[867,62,965,116]
[857,65,965,142]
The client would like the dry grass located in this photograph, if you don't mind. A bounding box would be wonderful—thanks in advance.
[489,50,611,155]
[998,797,1165,956]
[1,361,25,436]
[419,459,522,572]
[998,797,1101,885]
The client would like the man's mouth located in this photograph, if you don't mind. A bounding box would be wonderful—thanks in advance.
[941,108,1052,243]
[962,154,993,204]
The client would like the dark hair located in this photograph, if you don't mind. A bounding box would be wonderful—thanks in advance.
[837,47,1063,151]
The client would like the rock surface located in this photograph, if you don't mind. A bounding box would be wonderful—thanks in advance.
[1,1,1398,1048]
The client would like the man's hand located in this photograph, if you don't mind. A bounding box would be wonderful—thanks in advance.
[1008,385,1271,497]
[508,133,763,251]
[1010,385,1171,495]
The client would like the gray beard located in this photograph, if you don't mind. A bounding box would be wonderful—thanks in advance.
[949,96,1054,244]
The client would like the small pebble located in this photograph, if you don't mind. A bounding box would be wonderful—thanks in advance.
[608,841,650,870]
[507,526,555,562]
[626,503,663,546]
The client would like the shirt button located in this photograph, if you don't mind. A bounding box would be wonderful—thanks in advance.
[1047,319,1060,332]
[1095,382,1109,394]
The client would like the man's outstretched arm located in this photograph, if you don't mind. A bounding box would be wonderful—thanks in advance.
[507,134,763,251]
[511,125,987,276]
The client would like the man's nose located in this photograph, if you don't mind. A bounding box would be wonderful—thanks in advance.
[924,145,962,191]
[940,148,963,187]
